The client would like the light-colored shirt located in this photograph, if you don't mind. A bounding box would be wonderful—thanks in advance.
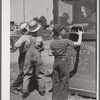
[14,35,33,48]
[15,35,44,52]
[15,35,41,59]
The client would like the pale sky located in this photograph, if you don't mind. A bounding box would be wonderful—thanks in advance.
[10,0,53,24]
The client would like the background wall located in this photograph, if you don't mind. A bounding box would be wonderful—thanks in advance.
[10,0,53,24]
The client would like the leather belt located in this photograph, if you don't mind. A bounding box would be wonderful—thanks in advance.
[55,55,67,59]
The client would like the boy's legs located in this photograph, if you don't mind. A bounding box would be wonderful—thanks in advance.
[22,57,33,98]
[52,59,60,100]
[10,72,23,92]
[10,54,25,93]
[35,58,45,95]
[22,58,32,93]
[22,56,45,98]
[58,58,69,100]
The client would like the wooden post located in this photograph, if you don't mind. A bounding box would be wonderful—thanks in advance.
[53,0,59,24]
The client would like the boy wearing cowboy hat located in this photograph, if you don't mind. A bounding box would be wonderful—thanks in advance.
[26,19,44,52]
[49,24,83,100]
[12,20,45,99]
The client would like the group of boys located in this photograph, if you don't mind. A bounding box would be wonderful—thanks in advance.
[10,19,83,100]
[10,19,45,99]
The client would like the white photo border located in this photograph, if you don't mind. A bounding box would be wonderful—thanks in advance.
[1,0,100,100]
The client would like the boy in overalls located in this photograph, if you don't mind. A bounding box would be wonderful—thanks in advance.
[11,20,45,99]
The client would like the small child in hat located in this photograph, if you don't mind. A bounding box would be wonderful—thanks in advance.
[49,24,83,100]
[26,19,44,52]
[10,23,28,94]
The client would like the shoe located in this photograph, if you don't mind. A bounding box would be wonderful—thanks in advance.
[39,91,46,96]
[48,88,52,92]
[22,92,29,99]
[10,88,19,94]
[16,88,23,93]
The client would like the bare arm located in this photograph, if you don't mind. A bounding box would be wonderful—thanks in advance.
[73,29,83,46]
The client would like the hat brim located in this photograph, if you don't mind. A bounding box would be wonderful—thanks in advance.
[19,23,27,30]
[51,26,65,36]
[26,23,41,32]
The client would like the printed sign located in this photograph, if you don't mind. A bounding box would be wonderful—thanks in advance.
[68,42,96,93]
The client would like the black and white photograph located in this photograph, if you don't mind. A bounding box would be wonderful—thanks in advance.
[2,0,99,100]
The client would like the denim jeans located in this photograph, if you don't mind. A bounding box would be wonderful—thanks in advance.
[52,57,69,100]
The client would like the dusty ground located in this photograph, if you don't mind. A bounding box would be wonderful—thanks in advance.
[10,40,96,100]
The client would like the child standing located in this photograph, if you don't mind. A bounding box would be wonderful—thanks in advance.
[49,24,83,100]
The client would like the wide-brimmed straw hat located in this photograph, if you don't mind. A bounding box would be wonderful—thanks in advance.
[26,20,41,32]
[19,22,27,30]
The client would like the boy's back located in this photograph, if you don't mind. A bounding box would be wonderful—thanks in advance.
[24,35,41,61]
[50,38,74,56]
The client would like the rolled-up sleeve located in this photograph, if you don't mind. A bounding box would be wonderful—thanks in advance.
[66,39,74,47]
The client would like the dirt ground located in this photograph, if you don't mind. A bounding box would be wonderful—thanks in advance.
[10,40,96,100]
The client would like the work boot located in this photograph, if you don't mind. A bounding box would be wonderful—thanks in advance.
[48,88,52,92]
[22,92,29,99]
[39,91,46,96]
[10,88,19,94]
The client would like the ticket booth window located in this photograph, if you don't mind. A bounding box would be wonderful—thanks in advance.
[57,0,96,33]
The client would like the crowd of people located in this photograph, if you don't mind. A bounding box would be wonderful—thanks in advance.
[10,18,83,100]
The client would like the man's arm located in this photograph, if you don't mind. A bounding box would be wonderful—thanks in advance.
[66,29,83,47]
